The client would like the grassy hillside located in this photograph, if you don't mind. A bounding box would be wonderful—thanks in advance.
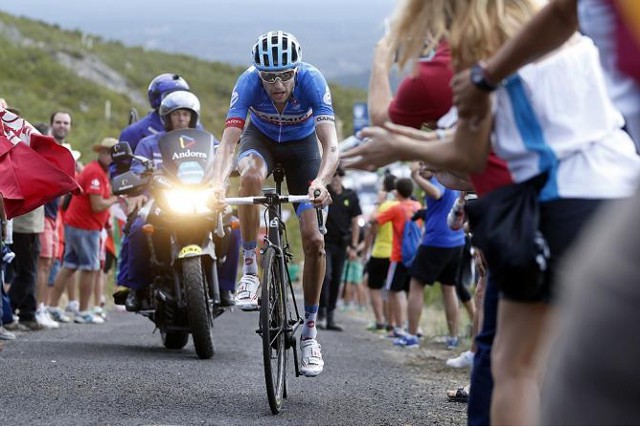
[0,11,367,158]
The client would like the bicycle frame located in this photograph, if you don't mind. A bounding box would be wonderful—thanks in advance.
[224,166,324,413]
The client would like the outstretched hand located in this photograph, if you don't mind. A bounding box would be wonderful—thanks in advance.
[341,122,438,171]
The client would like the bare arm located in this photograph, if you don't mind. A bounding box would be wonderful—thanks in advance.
[410,164,442,199]
[368,36,395,126]
[342,113,492,174]
[452,0,579,120]
[309,121,340,206]
[484,0,579,82]
[89,194,117,213]
[211,126,243,191]
[434,171,474,191]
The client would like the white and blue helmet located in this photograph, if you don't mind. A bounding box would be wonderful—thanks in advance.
[252,31,302,71]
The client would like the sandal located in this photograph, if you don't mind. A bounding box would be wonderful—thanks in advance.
[446,385,469,403]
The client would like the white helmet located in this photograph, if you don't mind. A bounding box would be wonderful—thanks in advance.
[159,90,200,129]
[252,30,302,71]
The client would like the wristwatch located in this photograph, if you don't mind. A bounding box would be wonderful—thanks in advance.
[470,62,499,92]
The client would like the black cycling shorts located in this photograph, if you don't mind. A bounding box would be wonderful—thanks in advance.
[238,123,320,214]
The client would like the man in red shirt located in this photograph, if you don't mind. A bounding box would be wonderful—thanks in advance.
[48,138,118,324]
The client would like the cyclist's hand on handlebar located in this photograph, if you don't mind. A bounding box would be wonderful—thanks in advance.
[208,183,227,212]
[309,181,332,208]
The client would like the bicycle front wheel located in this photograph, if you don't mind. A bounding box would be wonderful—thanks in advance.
[260,246,287,414]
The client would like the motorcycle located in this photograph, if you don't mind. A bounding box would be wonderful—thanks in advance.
[110,129,232,359]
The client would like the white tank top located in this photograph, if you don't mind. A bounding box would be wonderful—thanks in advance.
[492,36,640,201]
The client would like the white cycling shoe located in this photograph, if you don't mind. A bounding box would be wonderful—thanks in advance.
[235,274,260,311]
[300,338,324,377]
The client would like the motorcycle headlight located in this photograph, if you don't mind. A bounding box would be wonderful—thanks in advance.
[163,188,213,215]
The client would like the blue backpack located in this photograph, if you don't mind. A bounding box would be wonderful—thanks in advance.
[401,218,422,268]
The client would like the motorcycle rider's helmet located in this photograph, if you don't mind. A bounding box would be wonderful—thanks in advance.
[252,30,302,71]
[159,91,200,130]
[147,73,190,110]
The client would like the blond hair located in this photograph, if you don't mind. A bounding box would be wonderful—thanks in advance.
[391,0,541,71]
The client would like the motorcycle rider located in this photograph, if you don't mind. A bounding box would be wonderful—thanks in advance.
[119,73,191,152]
[119,90,239,310]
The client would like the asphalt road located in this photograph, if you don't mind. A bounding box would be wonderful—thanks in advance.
[0,305,468,425]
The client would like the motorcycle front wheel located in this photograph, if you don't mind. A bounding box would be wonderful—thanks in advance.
[161,330,189,350]
[183,257,214,359]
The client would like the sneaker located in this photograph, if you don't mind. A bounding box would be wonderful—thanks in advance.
[92,306,108,321]
[48,307,71,323]
[366,322,386,333]
[0,326,16,340]
[36,308,59,329]
[74,311,105,324]
[387,327,406,339]
[393,334,420,348]
[65,300,80,315]
[446,350,475,368]
[300,338,324,377]
[446,336,460,350]
[19,320,45,331]
[4,321,29,332]
[234,274,260,311]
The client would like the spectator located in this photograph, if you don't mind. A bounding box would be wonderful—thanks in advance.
[344,0,640,423]
[34,112,74,329]
[394,164,468,349]
[318,166,362,331]
[363,173,397,332]
[0,194,17,341]
[373,178,421,339]
[48,138,119,324]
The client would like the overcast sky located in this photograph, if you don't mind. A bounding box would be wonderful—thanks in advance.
[0,0,396,79]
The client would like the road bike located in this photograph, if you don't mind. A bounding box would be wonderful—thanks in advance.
[226,166,325,414]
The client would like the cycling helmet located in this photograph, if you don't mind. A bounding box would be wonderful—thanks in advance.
[159,91,200,129]
[252,31,302,71]
[147,73,190,110]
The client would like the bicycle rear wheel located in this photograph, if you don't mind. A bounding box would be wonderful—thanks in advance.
[260,246,287,414]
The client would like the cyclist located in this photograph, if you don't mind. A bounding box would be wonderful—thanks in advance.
[119,91,239,309]
[210,30,339,377]
[119,73,191,152]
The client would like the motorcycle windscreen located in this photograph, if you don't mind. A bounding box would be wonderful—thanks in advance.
[158,128,215,184]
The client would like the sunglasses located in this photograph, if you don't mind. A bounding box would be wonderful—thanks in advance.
[259,69,296,84]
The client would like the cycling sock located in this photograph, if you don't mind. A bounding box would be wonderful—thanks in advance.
[242,241,258,276]
[301,304,319,341]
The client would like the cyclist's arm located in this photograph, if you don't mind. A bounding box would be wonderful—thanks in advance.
[211,126,242,190]
[310,121,340,190]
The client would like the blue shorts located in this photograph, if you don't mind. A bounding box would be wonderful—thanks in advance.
[62,225,101,271]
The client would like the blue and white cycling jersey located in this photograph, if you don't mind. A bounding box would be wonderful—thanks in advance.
[225,62,335,142]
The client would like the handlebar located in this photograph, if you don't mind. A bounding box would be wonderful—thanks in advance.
[224,193,326,234]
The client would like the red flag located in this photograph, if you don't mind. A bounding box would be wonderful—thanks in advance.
[0,133,81,219]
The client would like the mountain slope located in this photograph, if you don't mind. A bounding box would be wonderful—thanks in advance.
[0,11,366,157]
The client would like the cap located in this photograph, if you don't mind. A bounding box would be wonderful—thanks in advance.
[92,137,118,152]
